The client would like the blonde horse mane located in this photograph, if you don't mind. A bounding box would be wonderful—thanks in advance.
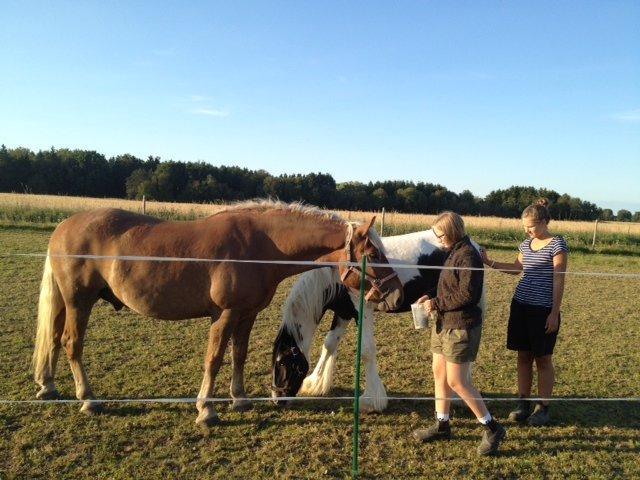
[213,199,346,224]
[280,267,343,343]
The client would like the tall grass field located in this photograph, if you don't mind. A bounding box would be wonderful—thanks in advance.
[0,194,639,478]
[1,193,640,254]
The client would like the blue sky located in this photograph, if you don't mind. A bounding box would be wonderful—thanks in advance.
[1,1,638,211]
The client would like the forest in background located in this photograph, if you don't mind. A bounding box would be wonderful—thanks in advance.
[1,145,636,221]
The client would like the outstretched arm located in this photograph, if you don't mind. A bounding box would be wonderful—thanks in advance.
[480,247,523,276]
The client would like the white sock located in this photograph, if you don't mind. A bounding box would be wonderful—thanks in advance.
[478,413,493,425]
[436,412,450,422]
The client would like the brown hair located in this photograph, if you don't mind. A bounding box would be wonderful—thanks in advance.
[522,198,551,224]
[433,211,466,243]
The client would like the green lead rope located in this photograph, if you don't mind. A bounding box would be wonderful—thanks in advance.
[352,255,367,479]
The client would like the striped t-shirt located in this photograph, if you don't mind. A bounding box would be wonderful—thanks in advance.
[514,236,569,308]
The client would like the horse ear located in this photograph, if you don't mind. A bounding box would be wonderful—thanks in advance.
[354,216,377,238]
[366,216,376,231]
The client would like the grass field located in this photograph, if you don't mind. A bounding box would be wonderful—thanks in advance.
[1,222,639,479]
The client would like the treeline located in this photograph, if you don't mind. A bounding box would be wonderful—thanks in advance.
[1,145,637,221]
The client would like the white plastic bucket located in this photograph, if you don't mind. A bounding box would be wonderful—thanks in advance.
[411,303,430,330]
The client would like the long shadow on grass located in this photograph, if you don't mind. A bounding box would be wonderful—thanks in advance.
[547,399,640,428]
[13,393,636,432]
[278,389,640,429]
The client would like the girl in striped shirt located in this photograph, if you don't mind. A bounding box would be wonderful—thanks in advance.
[480,199,568,426]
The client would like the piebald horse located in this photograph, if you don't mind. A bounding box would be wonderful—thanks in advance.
[272,229,485,412]
[32,201,404,426]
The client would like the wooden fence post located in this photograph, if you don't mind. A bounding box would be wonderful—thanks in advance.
[592,219,598,249]
[142,195,146,215]
[380,207,386,237]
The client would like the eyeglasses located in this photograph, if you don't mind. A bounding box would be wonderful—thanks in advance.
[434,230,445,240]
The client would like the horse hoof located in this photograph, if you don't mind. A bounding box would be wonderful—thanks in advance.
[195,413,221,428]
[231,399,253,412]
[360,403,374,414]
[36,387,60,400]
[359,398,386,414]
[80,401,103,416]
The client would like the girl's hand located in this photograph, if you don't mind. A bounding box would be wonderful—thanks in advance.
[478,246,490,265]
[415,294,430,305]
[545,311,560,333]
[424,299,437,313]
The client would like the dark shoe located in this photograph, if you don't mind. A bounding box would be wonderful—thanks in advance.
[527,403,550,426]
[508,399,532,422]
[412,420,451,442]
[477,419,506,456]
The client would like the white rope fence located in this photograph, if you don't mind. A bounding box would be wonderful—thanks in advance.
[1,396,639,405]
[2,252,640,279]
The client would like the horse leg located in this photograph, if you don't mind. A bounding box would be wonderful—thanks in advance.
[229,313,257,412]
[359,310,387,413]
[61,302,100,415]
[299,314,349,396]
[196,309,237,427]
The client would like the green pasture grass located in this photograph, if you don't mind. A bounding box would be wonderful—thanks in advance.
[1,227,639,479]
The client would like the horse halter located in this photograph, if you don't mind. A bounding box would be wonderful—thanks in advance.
[340,223,399,301]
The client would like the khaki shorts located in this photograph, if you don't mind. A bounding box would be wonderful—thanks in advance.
[430,320,482,364]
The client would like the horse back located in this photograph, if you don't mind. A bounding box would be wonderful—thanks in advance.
[46,208,283,319]
[50,208,242,258]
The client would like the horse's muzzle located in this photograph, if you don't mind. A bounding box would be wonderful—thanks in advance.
[270,389,289,406]
[376,287,404,312]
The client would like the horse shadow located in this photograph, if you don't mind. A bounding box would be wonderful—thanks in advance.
[99,398,354,430]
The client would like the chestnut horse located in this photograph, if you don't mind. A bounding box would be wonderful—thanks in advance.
[32,201,404,426]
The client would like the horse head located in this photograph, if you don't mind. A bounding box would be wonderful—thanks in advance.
[271,327,309,404]
[339,217,404,312]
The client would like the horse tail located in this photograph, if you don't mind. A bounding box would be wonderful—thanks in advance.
[32,251,65,384]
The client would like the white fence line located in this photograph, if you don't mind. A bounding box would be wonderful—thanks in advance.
[2,252,640,279]
[1,396,638,406]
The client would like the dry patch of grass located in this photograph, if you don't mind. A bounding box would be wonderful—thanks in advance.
[2,193,639,256]
[2,192,639,236]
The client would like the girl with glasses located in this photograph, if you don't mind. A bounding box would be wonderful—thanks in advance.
[413,211,506,456]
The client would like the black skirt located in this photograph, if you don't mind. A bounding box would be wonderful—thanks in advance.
[507,298,560,357]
